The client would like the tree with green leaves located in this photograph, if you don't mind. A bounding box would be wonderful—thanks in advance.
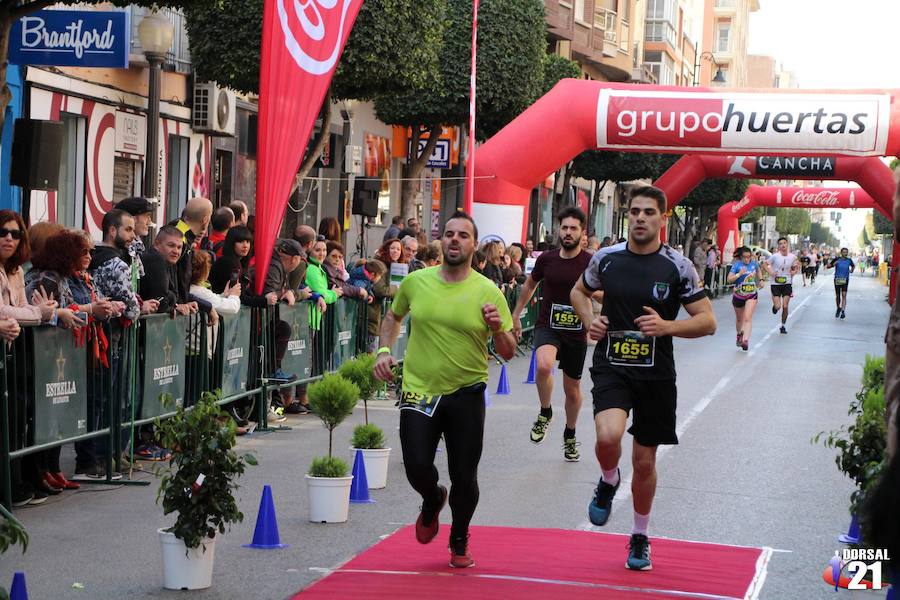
[375,0,547,217]
[809,222,839,247]
[679,178,751,253]
[183,0,446,191]
[874,210,892,236]
[775,208,811,237]
[0,1,211,137]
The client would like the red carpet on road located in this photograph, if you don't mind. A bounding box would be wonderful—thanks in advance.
[293,525,769,599]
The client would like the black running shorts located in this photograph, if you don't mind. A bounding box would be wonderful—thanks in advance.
[732,294,758,308]
[771,284,793,297]
[534,327,588,380]
[590,366,678,446]
[835,284,848,293]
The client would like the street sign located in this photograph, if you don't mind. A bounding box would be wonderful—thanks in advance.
[410,138,451,169]
[10,10,131,68]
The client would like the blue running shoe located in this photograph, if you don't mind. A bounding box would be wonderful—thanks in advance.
[626,533,652,571]
[588,469,620,526]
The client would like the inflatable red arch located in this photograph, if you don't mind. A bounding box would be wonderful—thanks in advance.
[472,79,900,243]
[717,185,889,257]
[654,155,895,213]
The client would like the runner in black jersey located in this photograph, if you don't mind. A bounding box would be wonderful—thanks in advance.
[570,185,716,572]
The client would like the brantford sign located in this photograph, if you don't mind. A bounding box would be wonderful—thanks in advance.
[10,10,130,68]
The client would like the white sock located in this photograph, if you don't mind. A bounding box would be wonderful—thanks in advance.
[632,511,650,536]
[601,467,619,486]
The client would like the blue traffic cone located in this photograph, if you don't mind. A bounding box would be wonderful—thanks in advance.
[243,485,288,549]
[838,514,861,544]
[483,385,492,408]
[10,572,27,600]
[350,449,375,504]
[496,364,510,395]
[523,349,537,384]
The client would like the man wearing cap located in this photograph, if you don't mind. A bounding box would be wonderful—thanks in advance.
[116,196,155,285]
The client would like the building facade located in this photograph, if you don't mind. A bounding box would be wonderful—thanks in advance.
[699,0,760,87]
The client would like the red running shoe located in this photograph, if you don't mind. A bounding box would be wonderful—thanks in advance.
[415,485,448,544]
[449,535,475,568]
[50,472,81,490]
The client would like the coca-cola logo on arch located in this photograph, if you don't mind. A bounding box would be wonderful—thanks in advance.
[790,190,841,206]
[732,196,752,214]
[278,0,354,75]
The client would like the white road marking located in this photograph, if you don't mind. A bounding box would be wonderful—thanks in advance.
[307,567,747,599]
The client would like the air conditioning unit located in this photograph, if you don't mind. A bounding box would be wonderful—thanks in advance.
[192,82,236,136]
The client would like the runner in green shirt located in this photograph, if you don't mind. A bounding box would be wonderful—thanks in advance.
[374,211,516,569]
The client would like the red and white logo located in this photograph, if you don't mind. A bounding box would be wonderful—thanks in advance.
[732,195,752,214]
[596,89,890,156]
[790,189,841,206]
[278,0,354,75]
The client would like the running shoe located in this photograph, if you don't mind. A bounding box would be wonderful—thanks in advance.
[735,332,743,347]
[626,533,653,571]
[563,436,581,462]
[840,310,846,319]
[284,402,310,415]
[780,326,787,334]
[835,307,842,318]
[588,469,620,526]
[268,407,287,423]
[415,485,448,544]
[71,464,105,481]
[741,340,749,351]
[530,414,552,444]
[449,535,475,568]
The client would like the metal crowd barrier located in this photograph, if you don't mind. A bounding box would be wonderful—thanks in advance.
[1,286,536,510]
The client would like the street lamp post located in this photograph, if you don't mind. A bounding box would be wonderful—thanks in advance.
[693,42,726,86]
[138,12,174,200]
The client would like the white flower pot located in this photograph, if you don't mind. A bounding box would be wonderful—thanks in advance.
[305,474,353,523]
[351,447,392,489]
[158,528,216,590]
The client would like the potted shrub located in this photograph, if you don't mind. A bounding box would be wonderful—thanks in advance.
[814,355,887,542]
[338,353,378,424]
[154,391,257,590]
[350,423,391,489]
[0,510,28,600]
[307,373,358,523]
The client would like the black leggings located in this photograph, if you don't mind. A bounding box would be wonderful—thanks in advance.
[400,383,486,540]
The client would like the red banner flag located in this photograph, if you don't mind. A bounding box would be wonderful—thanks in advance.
[254,0,364,292]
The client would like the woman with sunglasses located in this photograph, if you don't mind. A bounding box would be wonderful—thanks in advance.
[0,211,64,506]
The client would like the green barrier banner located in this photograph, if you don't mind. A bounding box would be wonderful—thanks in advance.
[520,293,539,331]
[220,308,252,397]
[141,316,187,417]
[391,315,410,359]
[331,299,358,368]
[32,327,87,445]
[281,304,312,379]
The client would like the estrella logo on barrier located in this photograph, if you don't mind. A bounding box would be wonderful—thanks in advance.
[277,0,355,75]
[597,89,890,155]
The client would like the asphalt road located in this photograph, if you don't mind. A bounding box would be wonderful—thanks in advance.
[1,270,891,599]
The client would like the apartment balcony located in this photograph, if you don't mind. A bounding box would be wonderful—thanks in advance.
[713,0,737,16]
[545,0,574,41]
[631,65,657,84]
[546,1,631,81]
